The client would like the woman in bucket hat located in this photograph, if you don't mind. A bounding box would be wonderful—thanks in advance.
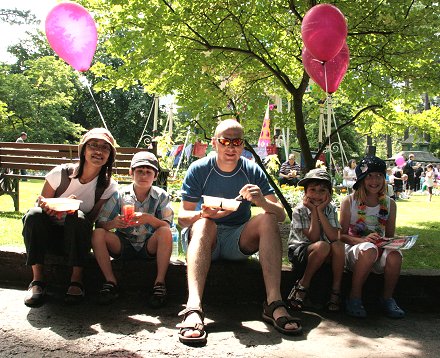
[340,156,405,318]
[22,128,118,307]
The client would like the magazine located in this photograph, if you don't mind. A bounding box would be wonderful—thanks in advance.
[375,235,419,250]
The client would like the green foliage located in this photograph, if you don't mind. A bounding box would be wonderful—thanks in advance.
[82,0,440,169]
[156,133,175,169]
[0,8,37,26]
[0,58,84,142]
[264,155,280,178]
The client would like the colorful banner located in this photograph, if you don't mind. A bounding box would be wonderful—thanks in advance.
[258,102,271,148]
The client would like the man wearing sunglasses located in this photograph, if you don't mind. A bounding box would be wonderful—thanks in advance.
[176,119,302,345]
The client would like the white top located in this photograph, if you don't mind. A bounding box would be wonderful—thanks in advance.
[45,165,118,213]
[425,170,434,187]
[343,166,356,188]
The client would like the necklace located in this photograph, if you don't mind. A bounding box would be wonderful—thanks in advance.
[352,195,388,236]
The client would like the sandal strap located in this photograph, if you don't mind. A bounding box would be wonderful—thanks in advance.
[275,315,302,329]
[68,281,84,290]
[178,307,204,321]
[66,281,85,297]
[176,322,205,330]
[263,300,288,317]
[294,281,307,293]
[152,283,167,297]
[101,282,118,293]
[28,280,46,290]
[287,282,307,301]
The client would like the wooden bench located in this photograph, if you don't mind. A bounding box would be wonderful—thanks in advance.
[0,142,169,211]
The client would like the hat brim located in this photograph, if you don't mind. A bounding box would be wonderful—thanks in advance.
[353,171,372,190]
[131,162,158,172]
[297,177,331,188]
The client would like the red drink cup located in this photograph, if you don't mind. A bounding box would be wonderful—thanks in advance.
[122,204,135,222]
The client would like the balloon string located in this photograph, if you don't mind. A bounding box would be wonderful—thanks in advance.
[78,74,109,130]
[323,62,328,94]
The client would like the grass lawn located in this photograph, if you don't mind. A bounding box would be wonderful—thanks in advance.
[1,180,439,269]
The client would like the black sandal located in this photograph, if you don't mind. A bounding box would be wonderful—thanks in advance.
[24,280,47,307]
[64,281,85,305]
[287,281,307,310]
[262,300,302,335]
[176,307,207,345]
[326,290,341,312]
[98,281,119,305]
[148,282,167,308]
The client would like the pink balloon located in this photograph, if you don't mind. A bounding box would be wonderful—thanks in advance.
[45,3,97,72]
[395,155,405,167]
[301,4,348,62]
[302,43,349,93]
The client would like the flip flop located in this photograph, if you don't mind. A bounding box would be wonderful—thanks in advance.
[262,300,302,335]
[176,307,207,345]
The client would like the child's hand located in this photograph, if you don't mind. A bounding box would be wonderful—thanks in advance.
[126,212,144,226]
[112,215,130,229]
[317,193,331,212]
[364,232,382,243]
[303,196,316,210]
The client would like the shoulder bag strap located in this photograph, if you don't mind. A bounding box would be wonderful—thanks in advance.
[54,164,75,198]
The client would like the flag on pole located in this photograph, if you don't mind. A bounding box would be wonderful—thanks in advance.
[258,101,271,148]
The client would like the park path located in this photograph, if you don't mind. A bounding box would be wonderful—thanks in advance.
[1,285,439,357]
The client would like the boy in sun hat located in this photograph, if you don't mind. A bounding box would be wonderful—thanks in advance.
[92,151,173,308]
[287,168,345,312]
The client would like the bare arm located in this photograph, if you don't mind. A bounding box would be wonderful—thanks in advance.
[339,195,366,245]
[302,193,338,242]
[177,200,234,228]
[384,198,396,238]
[239,184,286,222]
[129,211,170,229]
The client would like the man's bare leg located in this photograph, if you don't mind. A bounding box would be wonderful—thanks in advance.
[240,213,299,332]
[182,218,217,338]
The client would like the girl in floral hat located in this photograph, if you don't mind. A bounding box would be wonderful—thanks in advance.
[339,156,405,318]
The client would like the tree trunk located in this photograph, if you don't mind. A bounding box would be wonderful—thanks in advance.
[292,89,314,171]
[386,134,392,158]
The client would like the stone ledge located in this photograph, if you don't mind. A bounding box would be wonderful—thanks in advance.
[1,249,439,310]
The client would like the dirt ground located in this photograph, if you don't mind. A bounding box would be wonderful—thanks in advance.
[1,284,440,358]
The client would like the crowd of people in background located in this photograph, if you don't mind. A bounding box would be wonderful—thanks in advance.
[387,154,438,202]
[276,151,438,203]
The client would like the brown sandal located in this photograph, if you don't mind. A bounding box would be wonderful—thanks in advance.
[262,300,302,335]
[176,307,207,345]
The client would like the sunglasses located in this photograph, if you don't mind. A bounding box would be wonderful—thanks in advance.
[86,142,112,153]
[216,137,244,147]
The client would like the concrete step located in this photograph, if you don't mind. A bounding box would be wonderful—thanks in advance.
[1,249,439,311]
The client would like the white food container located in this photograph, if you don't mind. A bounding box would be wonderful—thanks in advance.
[44,198,82,212]
[202,195,241,211]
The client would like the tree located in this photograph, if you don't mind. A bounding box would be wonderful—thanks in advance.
[3,26,163,147]
[0,8,37,25]
[0,58,84,142]
[84,0,440,169]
